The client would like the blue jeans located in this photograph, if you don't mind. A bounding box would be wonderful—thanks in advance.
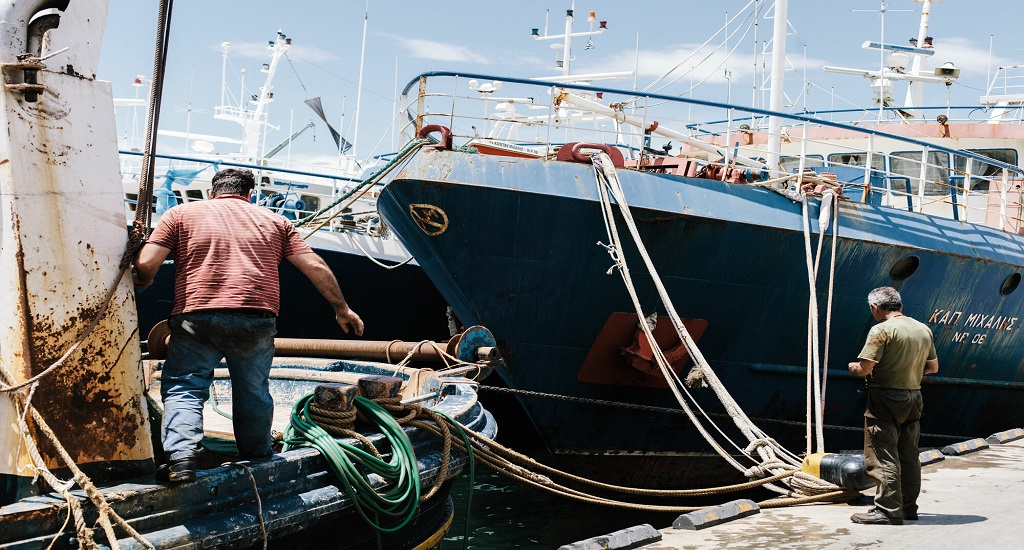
[161,311,277,462]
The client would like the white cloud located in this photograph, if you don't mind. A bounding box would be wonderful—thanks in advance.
[573,45,826,90]
[930,36,1014,77]
[386,34,489,64]
[215,41,337,64]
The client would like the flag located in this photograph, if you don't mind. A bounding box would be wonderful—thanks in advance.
[305,97,353,153]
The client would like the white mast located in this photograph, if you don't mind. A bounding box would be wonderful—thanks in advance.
[902,0,935,110]
[215,31,290,162]
[352,0,369,160]
[531,2,608,80]
[220,41,230,107]
[766,0,789,174]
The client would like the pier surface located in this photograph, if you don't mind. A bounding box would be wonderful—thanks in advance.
[644,439,1024,549]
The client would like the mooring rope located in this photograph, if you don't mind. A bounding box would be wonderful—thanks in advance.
[589,152,841,497]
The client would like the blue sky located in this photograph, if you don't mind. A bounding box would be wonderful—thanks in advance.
[97,1,1021,164]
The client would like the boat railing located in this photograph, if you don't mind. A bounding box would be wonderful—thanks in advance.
[118,150,384,231]
[399,71,1024,234]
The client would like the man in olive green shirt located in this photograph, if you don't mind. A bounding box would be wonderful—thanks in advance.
[848,287,939,526]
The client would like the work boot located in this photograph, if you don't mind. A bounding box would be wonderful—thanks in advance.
[851,508,903,525]
[904,510,919,521]
[155,457,196,483]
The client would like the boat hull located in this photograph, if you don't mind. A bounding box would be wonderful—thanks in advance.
[378,149,1024,485]
[1,359,496,549]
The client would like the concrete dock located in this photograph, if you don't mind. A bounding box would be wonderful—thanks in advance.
[637,438,1024,549]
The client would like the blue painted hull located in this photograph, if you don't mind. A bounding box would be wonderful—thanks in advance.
[378,149,1024,485]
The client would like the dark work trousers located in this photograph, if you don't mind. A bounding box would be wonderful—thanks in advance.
[863,387,924,519]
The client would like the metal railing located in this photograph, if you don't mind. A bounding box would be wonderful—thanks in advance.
[398,71,1024,234]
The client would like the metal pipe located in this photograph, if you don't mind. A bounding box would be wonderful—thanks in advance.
[273,338,450,362]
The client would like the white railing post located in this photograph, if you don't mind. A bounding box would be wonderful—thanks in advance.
[963,158,973,222]
[917,147,929,213]
[863,136,874,203]
[1000,168,1009,231]
[723,107,733,181]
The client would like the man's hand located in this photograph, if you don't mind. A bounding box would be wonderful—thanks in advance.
[335,308,364,336]
[131,268,154,289]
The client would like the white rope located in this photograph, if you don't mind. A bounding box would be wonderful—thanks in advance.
[820,197,840,423]
[590,153,818,494]
[591,156,757,477]
[349,236,415,270]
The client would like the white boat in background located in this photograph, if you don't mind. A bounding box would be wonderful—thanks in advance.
[119,31,453,343]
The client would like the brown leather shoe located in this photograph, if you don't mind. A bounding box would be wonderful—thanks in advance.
[851,508,903,525]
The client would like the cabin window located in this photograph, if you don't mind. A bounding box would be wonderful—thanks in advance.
[185,189,205,201]
[952,148,1018,193]
[890,151,950,196]
[125,192,138,212]
[780,155,824,174]
[827,152,885,170]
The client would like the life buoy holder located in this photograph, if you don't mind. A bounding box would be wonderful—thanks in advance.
[416,125,453,150]
[555,142,625,168]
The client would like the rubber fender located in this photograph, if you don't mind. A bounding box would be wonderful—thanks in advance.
[986,428,1024,445]
[801,453,874,491]
[941,438,989,456]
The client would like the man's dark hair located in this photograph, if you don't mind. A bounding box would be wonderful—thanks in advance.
[211,169,256,197]
[868,286,903,312]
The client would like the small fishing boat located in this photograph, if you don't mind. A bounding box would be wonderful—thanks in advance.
[2,358,497,549]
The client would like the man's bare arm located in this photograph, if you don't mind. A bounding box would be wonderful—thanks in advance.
[133,243,171,289]
[848,359,876,378]
[923,358,939,375]
[287,252,364,336]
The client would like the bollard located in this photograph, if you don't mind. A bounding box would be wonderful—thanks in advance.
[314,384,358,411]
[358,375,403,399]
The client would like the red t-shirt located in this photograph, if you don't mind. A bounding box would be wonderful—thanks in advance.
[147,195,313,315]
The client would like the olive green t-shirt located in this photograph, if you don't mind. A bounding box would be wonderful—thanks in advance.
[857,315,937,390]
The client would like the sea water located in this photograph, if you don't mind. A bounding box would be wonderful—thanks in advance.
[444,469,680,549]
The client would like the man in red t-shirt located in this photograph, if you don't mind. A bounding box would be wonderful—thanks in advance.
[134,168,363,482]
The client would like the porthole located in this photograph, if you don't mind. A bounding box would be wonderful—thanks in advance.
[890,256,920,281]
[1001,273,1021,296]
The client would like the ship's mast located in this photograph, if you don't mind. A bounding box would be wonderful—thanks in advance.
[215,31,291,162]
[902,0,935,110]
[531,2,608,79]
[765,0,789,174]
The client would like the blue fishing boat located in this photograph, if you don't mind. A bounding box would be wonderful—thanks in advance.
[374,1,1024,486]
